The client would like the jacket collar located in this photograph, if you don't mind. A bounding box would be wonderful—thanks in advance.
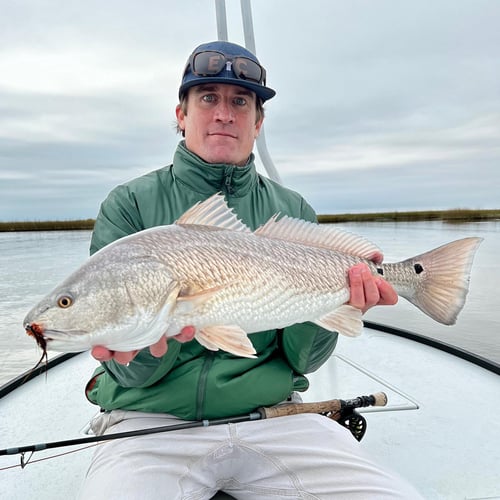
[171,141,258,197]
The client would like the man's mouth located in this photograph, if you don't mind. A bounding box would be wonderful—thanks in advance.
[208,131,237,138]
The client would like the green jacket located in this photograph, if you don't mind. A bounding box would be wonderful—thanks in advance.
[86,142,338,419]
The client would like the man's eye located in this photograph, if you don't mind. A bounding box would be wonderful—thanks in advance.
[202,94,216,103]
[233,97,247,106]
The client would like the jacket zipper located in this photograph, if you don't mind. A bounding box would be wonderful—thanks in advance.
[224,168,234,195]
[196,351,216,420]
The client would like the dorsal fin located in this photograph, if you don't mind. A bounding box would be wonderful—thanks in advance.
[176,193,250,232]
[255,215,383,262]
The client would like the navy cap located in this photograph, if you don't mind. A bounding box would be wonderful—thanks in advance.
[179,41,276,102]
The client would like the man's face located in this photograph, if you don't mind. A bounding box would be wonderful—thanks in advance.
[176,83,263,166]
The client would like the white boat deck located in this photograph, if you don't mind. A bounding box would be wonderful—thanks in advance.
[1,329,499,499]
[307,331,500,499]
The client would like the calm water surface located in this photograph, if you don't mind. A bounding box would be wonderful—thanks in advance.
[0,221,498,386]
[0,231,92,386]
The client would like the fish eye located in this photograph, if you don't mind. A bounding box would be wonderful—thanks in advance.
[57,295,73,308]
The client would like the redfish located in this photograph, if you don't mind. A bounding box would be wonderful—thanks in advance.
[24,194,482,359]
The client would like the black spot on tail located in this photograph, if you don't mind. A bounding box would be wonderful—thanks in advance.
[414,263,424,274]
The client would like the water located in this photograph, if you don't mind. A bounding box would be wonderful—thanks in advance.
[0,222,498,387]
[0,231,92,386]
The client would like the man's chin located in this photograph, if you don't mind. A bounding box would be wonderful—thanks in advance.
[199,145,248,166]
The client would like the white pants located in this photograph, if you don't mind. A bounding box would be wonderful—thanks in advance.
[78,410,422,500]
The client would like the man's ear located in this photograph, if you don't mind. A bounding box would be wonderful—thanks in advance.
[254,116,264,138]
[175,104,185,131]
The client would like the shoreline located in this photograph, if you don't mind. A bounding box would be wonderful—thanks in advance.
[317,208,500,224]
[0,219,95,232]
[1,209,499,232]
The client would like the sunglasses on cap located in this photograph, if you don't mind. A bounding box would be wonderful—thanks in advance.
[184,50,267,85]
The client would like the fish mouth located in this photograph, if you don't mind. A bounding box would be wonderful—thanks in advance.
[25,323,47,350]
[25,323,90,352]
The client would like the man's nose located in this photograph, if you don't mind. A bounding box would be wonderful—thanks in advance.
[214,100,234,122]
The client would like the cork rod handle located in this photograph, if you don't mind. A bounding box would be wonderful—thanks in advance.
[259,392,387,420]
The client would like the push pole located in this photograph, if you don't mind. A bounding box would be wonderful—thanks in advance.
[240,0,283,184]
[213,0,283,184]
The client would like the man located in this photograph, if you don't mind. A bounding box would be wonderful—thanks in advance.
[79,41,421,499]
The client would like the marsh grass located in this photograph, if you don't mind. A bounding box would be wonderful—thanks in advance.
[1,209,499,232]
[317,208,500,224]
[0,219,95,232]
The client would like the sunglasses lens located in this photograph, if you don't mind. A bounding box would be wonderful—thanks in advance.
[232,57,263,83]
[192,51,225,76]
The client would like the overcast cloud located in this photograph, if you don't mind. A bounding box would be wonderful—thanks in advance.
[1,0,499,220]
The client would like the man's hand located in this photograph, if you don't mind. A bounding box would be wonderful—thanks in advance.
[348,263,398,313]
[91,326,196,365]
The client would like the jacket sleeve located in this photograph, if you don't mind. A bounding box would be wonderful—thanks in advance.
[279,197,339,374]
[280,323,338,374]
[100,343,183,388]
[90,184,145,255]
[90,184,181,387]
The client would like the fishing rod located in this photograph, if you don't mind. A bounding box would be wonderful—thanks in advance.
[0,392,387,466]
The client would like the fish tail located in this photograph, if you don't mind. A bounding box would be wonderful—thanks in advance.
[388,237,483,325]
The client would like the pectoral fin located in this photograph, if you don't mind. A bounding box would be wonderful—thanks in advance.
[175,285,227,315]
[195,325,257,358]
[314,305,363,337]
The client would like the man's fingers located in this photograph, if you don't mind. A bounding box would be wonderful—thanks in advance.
[91,345,113,362]
[174,325,196,343]
[376,277,398,305]
[360,267,381,307]
[347,267,363,309]
[149,336,168,358]
[348,263,398,312]
[113,350,139,365]
[348,264,377,310]
[146,326,196,358]
[369,251,384,265]
[91,345,138,364]
[90,327,197,364]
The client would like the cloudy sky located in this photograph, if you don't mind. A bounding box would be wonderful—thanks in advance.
[1,0,499,221]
